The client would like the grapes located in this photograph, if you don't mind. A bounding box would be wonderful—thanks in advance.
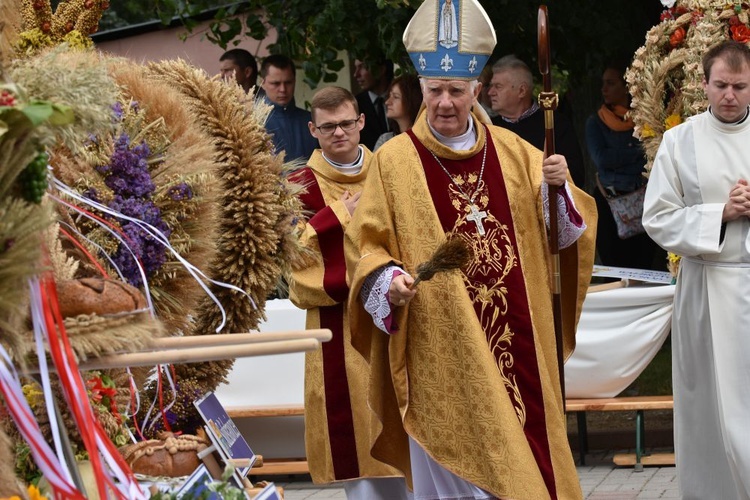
[19,151,49,204]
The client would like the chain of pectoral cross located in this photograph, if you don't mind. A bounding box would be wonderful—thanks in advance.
[429,141,488,236]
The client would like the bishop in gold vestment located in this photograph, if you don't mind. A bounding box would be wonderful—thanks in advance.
[345,110,597,500]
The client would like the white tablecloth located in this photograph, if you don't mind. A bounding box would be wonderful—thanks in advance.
[565,283,674,398]
[216,283,674,406]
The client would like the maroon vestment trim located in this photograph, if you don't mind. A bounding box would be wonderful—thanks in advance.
[290,167,360,479]
[406,128,557,498]
[292,168,349,303]
[320,303,361,480]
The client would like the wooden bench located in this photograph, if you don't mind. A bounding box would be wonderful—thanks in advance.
[565,395,674,471]
[228,397,674,475]
[227,405,309,475]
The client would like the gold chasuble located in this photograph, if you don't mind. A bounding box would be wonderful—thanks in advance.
[345,113,597,499]
[288,148,402,484]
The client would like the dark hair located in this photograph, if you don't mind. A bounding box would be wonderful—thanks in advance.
[603,58,629,83]
[311,86,359,122]
[220,49,258,79]
[703,40,750,81]
[354,57,395,86]
[387,74,423,134]
[261,54,296,78]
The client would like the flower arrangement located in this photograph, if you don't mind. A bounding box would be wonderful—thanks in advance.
[626,0,750,172]
[84,104,171,288]
[47,57,221,341]
[626,0,750,278]
[141,59,307,410]
[1,1,307,492]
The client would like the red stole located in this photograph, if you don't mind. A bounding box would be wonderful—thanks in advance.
[289,167,360,480]
[407,128,558,498]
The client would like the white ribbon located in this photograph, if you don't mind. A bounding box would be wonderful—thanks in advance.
[51,176,257,332]
[33,278,146,498]
[0,316,81,496]
[58,220,128,283]
[29,279,75,484]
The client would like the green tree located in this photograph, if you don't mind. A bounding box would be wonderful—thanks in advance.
[99,0,662,88]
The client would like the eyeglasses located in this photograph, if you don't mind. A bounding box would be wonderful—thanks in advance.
[314,117,360,135]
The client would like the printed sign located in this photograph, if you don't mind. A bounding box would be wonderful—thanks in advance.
[251,483,282,500]
[176,464,221,499]
[592,265,673,284]
[194,391,257,478]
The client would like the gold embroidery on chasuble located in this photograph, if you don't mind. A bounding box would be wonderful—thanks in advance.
[445,172,527,427]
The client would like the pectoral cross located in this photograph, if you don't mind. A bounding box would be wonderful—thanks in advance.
[466,204,487,236]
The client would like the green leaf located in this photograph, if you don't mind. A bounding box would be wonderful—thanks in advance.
[322,71,340,83]
[20,102,53,126]
[48,104,75,126]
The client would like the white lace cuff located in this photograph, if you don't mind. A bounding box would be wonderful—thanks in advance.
[542,182,586,249]
[361,264,406,334]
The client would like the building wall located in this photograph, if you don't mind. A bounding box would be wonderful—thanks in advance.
[94,20,352,110]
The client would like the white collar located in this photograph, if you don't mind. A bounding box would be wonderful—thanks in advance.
[322,146,364,174]
[428,118,477,151]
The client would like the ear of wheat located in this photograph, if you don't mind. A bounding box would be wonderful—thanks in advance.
[411,238,471,288]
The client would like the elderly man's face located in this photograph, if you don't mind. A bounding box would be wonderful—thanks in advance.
[422,79,480,137]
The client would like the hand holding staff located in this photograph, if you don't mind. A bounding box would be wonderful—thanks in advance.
[538,4,567,408]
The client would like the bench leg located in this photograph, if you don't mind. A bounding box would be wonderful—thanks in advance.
[635,410,644,472]
[576,411,588,466]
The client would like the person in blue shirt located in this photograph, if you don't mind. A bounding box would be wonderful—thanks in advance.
[261,55,318,164]
[585,60,662,269]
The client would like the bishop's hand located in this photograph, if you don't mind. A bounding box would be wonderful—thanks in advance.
[542,154,568,186]
[389,274,416,307]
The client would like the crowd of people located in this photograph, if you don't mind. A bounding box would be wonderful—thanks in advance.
[218,48,667,274]
[217,1,750,498]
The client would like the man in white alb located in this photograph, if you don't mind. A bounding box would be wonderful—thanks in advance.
[643,40,750,500]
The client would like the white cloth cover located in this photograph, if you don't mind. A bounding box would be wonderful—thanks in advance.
[565,284,675,398]
[218,287,675,406]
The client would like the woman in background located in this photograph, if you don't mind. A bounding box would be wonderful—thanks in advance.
[585,60,663,270]
[373,74,422,151]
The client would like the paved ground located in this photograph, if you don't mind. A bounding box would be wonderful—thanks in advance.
[274,449,679,499]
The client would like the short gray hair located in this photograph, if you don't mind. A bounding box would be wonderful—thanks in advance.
[492,55,533,90]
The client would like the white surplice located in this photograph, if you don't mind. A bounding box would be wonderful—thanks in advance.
[643,109,750,500]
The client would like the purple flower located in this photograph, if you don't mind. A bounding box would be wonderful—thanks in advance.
[111,102,124,122]
[167,182,193,201]
[96,129,180,287]
[83,188,100,203]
